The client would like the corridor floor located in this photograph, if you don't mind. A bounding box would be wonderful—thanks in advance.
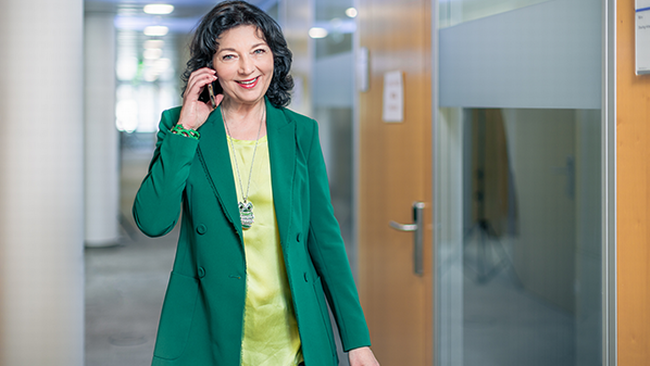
[85,134,174,366]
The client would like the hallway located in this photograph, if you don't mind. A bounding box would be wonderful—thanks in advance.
[85,135,170,366]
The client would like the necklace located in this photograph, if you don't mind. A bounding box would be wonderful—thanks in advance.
[222,105,265,230]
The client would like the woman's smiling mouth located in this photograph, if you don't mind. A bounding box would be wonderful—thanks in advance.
[237,76,259,89]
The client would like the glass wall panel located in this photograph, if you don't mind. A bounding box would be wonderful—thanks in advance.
[312,0,356,254]
[436,108,602,366]
[435,0,604,363]
[311,1,357,365]
[439,0,552,28]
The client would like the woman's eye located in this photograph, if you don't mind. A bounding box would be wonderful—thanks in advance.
[222,54,235,60]
[253,48,266,55]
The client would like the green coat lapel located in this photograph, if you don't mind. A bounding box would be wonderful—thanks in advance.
[266,99,296,250]
[195,99,296,246]
[196,107,242,237]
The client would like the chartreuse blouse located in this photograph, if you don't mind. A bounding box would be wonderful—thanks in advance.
[226,134,303,366]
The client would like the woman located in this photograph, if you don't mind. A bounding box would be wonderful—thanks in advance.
[133,2,380,366]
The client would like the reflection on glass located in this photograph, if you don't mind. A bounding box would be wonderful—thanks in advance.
[310,1,356,365]
[311,0,356,256]
[438,108,602,366]
[439,0,551,28]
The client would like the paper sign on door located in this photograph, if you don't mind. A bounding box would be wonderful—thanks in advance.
[383,71,404,122]
[636,0,650,74]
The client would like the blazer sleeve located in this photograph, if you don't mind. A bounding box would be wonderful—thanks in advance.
[304,121,372,351]
[132,107,199,237]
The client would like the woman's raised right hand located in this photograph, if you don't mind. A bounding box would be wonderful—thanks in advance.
[177,67,224,130]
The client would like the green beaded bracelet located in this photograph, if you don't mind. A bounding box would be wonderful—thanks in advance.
[170,124,200,140]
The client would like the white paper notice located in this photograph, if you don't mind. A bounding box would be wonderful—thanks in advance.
[357,47,369,92]
[636,0,650,74]
[383,71,404,122]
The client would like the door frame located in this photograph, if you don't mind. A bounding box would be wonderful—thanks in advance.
[603,0,617,365]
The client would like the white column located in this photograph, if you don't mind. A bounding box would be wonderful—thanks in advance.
[84,11,120,247]
[0,1,84,365]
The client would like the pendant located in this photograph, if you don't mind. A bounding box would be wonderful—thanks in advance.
[238,201,254,230]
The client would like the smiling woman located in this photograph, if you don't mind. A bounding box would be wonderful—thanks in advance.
[212,25,275,123]
[131,1,380,366]
[180,1,294,109]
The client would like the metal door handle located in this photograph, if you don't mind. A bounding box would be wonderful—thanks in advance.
[389,202,425,276]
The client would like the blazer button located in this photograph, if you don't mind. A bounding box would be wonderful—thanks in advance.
[304,272,309,282]
[296,233,301,242]
[196,224,207,235]
[198,267,206,278]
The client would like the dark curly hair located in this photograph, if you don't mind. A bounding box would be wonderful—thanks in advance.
[181,1,294,108]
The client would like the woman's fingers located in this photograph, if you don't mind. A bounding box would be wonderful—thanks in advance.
[178,68,220,130]
[185,68,217,100]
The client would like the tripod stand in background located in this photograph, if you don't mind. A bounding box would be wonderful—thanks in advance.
[463,111,519,285]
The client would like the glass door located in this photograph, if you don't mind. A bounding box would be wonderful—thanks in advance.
[434,1,606,365]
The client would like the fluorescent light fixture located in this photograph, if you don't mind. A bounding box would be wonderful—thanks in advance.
[116,56,139,81]
[144,25,168,36]
[345,7,358,18]
[116,99,139,133]
[144,70,159,82]
[152,58,172,72]
[308,27,328,39]
[143,48,163,60]
[143,58,172,82]
[144,40,164,49]
[144,4,174,15]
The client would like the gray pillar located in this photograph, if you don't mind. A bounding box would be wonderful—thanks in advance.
[0,1,85,365]
[84,11,120,247]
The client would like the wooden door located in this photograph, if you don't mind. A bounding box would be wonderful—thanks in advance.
[357,0,433,365]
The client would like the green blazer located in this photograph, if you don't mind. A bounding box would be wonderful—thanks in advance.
[133,98,371,366]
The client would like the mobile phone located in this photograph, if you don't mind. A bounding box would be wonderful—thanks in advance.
[207,84,217,109]
[198,80,223,107]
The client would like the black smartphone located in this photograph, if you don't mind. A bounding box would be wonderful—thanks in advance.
[198,80,222,107]
[198,63,222,107]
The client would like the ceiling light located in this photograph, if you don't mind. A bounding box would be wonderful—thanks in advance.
[152,58,172,72]
[144,26,168,36]
[144,4,174,15]
[144,40,164,49]
[116,56,139,81]
[308,27,328,39]
[115,99,139,133]
[143,48,163,60]
[144,70,160,82]
[345,7,358,18]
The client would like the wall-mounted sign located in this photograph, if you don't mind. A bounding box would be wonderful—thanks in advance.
[357,47,369,92]
[636,0,650,75]
[383,71,404,122]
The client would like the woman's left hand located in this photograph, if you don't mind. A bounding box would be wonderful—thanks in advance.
[348,346,380,366]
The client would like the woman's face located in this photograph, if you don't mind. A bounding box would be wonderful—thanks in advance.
[212,25,274,107]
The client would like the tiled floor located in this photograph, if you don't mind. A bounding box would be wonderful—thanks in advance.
[85,136,174,366]
[463,269,575,366]
[84,225,177,366]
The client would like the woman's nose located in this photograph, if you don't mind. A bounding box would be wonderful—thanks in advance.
[238,56,254,75]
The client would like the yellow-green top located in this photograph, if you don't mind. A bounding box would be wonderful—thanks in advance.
[227,135,303,366]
